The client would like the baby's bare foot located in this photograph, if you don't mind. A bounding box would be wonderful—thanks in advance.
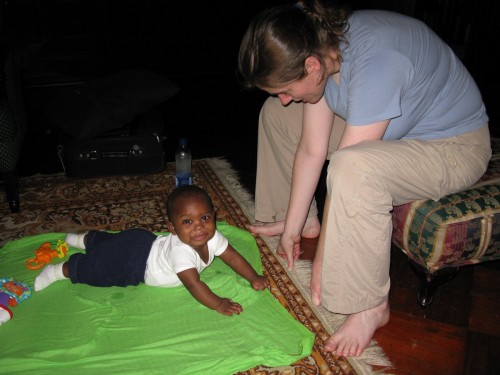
[323,300,390,357]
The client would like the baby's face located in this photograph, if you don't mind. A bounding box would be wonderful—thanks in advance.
[169,196,216,250]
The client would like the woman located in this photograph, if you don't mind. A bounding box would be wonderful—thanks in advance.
[238,0,490,357]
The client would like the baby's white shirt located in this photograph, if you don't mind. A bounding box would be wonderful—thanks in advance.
[144,230,228,287]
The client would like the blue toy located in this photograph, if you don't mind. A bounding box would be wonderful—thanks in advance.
[0,277,32,326]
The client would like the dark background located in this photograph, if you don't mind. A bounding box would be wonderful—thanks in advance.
[1,0,498,194]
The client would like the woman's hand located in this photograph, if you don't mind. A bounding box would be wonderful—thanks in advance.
[277,232,301,270]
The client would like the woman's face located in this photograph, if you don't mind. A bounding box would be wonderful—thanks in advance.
[260,62,329,106]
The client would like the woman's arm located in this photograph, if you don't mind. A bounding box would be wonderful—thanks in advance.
[280,97,390,269]
[280,97,334,269]
[337,120,390,150]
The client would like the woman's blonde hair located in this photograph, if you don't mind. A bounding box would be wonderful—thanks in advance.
[238,0,350,89]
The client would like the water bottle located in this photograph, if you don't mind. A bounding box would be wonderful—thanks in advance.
[175,137,192,187]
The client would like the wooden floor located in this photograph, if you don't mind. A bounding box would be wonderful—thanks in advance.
[299,237,500,375]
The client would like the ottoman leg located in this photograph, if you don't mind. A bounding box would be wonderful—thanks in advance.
[408,260,460,307]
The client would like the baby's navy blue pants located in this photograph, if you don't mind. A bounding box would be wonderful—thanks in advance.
[67,228,157,287]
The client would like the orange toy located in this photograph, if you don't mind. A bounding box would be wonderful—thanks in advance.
[26,240,69,270]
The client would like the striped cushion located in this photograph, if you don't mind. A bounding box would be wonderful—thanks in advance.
[392,146,500,272]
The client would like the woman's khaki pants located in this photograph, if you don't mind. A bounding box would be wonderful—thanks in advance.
[256,96,491,314]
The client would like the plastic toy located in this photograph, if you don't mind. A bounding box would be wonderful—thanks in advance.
[0,277,32,326]
[26,240,69,270]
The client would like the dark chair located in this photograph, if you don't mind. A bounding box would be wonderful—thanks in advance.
[0,50,27,212]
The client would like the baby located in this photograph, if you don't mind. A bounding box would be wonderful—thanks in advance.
[34,185,269,315]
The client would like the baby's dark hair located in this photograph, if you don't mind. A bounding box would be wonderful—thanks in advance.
[166,185,214,219]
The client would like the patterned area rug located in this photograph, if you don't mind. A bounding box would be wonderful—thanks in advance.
[0,159,391,375]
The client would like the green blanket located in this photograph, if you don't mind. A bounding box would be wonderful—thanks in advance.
[0,223,314,375]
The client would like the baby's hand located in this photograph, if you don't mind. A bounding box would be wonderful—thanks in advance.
[250,275,269,290]
[216,298,243,316]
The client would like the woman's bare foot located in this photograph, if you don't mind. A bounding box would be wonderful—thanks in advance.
[248,216,321,238]
[247,221,285,236]
[323,300,390,357]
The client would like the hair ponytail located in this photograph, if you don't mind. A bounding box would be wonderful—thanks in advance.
[295,0,350,53]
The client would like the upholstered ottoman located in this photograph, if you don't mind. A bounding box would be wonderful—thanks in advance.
[392,139,500,306]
